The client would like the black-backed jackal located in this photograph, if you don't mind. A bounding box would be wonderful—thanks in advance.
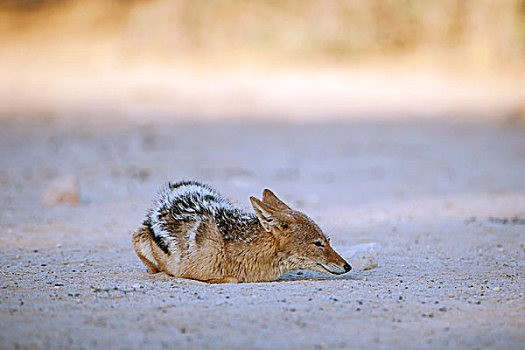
[132,181,351,283]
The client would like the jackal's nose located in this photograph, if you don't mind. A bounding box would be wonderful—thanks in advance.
[343,263,352,272]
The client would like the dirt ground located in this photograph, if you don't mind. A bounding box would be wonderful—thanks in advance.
[0,117,524,349]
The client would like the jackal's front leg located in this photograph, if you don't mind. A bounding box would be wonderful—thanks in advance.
[205,277,239,284]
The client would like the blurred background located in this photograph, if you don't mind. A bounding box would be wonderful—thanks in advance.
[1,4,525,348]
[1,0,524,122]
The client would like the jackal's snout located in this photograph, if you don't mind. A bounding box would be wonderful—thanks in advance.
[318,248,352,275]
[319,258,352,275]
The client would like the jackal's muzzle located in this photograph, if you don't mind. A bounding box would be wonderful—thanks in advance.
[318,262,352,275]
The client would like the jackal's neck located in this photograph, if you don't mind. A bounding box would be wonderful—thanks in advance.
[215,210,261,243]
[226,220,296,282]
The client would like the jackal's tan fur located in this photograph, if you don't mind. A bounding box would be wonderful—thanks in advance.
[132,181,350,283]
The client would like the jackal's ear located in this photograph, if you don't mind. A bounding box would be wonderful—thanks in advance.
[262,189,292,211]
[250,196,292,233]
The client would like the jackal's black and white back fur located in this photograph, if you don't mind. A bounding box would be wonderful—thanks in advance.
[145,181,260,253]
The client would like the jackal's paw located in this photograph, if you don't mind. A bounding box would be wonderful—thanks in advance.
[206,277,239,284]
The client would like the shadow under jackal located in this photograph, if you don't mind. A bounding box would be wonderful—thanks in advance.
[132,181,351,283]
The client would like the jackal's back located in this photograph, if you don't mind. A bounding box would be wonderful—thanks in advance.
[145,181,259,255]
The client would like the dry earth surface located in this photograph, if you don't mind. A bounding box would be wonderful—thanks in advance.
[1,117,524,349]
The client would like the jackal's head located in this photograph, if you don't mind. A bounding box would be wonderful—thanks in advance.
[250,189,351,276]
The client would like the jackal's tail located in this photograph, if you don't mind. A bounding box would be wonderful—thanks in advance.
[131,225,159,273]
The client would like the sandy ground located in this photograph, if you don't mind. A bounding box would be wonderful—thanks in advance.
[0,117,524,349]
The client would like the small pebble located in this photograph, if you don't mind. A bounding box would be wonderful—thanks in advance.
[350,256,378,271]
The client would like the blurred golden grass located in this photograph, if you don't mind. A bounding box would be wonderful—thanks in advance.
[1,0,524,71]
[1,0,524,122]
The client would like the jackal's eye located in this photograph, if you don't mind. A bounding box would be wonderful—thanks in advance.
[313,240,324,247]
